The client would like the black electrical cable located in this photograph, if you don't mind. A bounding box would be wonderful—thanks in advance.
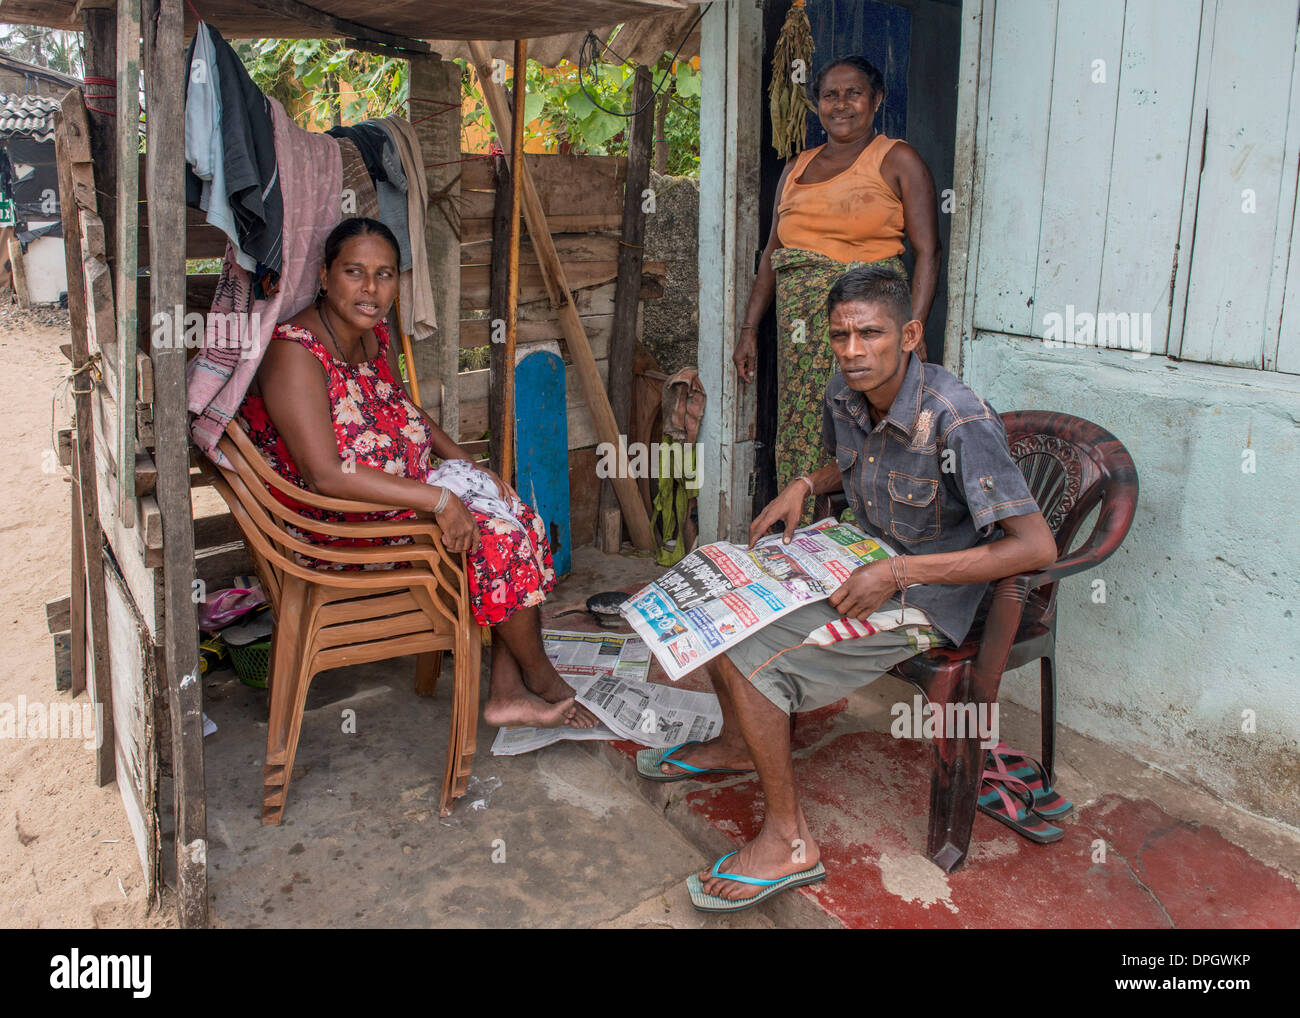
[576,1,712,119]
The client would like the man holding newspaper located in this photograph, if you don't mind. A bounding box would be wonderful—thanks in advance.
[639,265,1057,912]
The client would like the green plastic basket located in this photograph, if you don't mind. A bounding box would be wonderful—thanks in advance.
[228,638,271,689]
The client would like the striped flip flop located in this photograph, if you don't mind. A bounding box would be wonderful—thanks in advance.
[977,770,1065,844]
[986,743,1073,819]
[686,851,827,913]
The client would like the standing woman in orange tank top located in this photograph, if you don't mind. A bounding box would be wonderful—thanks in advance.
[734,57,941,524]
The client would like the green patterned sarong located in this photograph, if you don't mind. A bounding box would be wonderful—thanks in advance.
[770,247,907,525]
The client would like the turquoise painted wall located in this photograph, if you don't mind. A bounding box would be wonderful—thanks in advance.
[964,332,1300,828]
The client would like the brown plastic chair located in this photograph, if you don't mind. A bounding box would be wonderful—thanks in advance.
[203,421,481,823]
[888,411,1139,872]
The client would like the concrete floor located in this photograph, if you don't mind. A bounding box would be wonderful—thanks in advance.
[186,546,1300,928]
[194,546,773,928]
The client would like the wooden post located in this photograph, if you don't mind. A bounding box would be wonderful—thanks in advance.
[488,154,511,472]
[6,236,30,308]
[598,65,654,553]
[54,91,115,784]
[82,2,118,286]
[69,443,87,697]
[114,0,140,522]
[409,55,461,439]
[696,1,762,544]
[501,39,527,485]
[467,40,655,552]
[143,0,207,928]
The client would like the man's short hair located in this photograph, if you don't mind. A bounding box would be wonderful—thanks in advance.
[826,264,913,328]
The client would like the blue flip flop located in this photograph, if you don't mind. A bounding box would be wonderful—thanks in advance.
[635,741,752,782]
[686,851,827,912]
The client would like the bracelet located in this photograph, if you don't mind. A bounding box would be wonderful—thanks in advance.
[888,555,909,623]
[433,486,451,514]
[740,323,758,331]
[795,475,815,499]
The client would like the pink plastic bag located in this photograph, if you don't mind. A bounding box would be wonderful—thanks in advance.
[197,587,265,631]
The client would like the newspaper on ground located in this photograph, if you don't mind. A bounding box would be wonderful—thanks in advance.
[490,630,724,755]
[620,518,897,681]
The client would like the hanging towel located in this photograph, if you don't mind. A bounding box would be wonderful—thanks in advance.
[335,136,381,220]
[378,116,437,341]
[188,96,342,459]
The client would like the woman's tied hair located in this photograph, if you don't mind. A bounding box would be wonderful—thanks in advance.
[811,55,886,102]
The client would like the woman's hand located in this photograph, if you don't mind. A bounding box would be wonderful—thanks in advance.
[733,327,757,384]
[827,559,898,622]
[478,466,520,504]
[434,490,480,555]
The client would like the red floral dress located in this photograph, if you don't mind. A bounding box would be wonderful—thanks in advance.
[238,319,555,626]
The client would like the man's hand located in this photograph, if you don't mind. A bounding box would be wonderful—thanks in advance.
[748,482,808,547]
[828,559,897,622]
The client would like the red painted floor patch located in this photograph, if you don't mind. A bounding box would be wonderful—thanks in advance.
[542,569,1300,928]
[610,728,1300,928]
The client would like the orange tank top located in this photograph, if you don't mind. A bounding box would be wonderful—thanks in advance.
[776,134,905,264]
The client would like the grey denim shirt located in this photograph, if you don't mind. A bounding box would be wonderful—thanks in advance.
[821,353,1040,645]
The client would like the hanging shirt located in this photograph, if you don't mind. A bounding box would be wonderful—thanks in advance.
[184,23,251,269]
[206,24,283,282]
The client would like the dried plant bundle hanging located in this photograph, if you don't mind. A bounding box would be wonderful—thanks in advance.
[769,1,816,159]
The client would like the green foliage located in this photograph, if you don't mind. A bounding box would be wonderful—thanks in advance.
[458,53,701,177]
[221,37,699,175]
[233,39,409,125]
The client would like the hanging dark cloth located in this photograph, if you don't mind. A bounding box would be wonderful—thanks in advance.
[184,23,283,283]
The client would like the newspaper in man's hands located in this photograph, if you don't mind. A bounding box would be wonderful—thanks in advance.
[619,518,895,681]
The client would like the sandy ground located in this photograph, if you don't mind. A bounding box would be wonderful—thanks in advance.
[0,304,175,928]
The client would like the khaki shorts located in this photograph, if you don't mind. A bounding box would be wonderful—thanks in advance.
[725,599,948,715]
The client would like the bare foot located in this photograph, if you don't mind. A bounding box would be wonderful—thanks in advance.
[659,738,754,777]
[699,820,820,902]
[483,690,577,729]
[522,667,601,729]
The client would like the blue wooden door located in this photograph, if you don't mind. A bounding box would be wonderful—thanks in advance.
[513,346,572,578]
[804,0,911,147]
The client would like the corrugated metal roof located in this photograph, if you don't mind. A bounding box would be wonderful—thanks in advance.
[0,94,60,142]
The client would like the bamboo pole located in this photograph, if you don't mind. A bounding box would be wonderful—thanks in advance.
[467,40,655,551]
[502,38,527,485]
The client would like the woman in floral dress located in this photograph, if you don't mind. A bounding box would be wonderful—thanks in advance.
[240,217,595,729]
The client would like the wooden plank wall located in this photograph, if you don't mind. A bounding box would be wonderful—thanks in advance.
[971,0,1300,374]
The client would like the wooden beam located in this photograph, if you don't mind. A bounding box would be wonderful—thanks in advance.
[6,236,30,308]
[54,90,115,783]
[115,0,140,523]
[81,5,114,273]
[696,1,761,544]
[343,37,431,59]
[488,154,511,472]
[599,65,655,552]
[409,54,460,438]
[144,0,207,929]
[236,0,430,53]
[502,38,527,485]
[467,40,654,552]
